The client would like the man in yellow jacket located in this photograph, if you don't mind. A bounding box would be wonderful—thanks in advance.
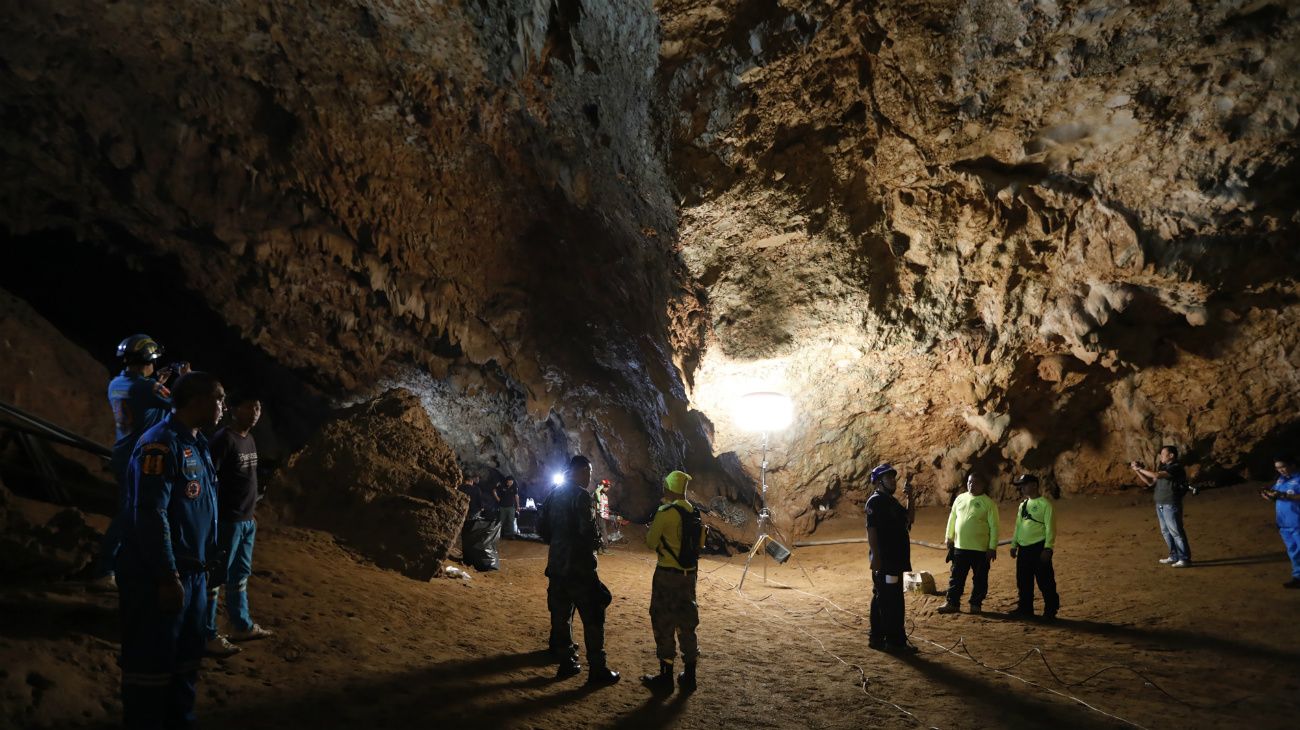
[641,470,706,694]
[937,473,999,615]
[1010,474,1059,620]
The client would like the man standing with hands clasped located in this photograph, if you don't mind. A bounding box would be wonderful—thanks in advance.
[1009,474,1059,620]
[937,472,999,615]
[865,463,917,653]
[116,372,224,729]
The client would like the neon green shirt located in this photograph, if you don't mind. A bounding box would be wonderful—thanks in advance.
[646,499,705,571]
[945,492,999,551]
[1012,496,1056,549]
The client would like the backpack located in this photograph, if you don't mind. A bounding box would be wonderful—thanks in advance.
[660,504,704,569]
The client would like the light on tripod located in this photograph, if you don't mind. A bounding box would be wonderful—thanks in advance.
[732,392,807,587]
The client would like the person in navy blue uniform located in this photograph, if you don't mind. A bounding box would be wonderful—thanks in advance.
[865,463,917,653]
[117,372,224,730]
[95,334,188,588]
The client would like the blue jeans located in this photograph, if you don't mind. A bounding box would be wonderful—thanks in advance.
[1156,504,1191,562]
[205,520,256,636]
[1279,527,1300,579]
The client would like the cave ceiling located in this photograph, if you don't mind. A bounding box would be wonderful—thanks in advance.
[1,0,1297,530]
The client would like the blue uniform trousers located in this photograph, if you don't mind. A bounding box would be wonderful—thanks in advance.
[205,519,257,636]
[1280,527,1300,579]
[118,570,207,730]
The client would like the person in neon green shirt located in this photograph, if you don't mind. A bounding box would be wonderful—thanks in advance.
[641,470,705,694]
[1009,474,1059,620]
[937,473,999,615]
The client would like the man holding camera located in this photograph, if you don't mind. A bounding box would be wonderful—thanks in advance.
[937,473,999,615]
[95,334,189,590]
[865,463,917,652]
[1262,456,1300,589]
[1131,446,1191,567]
[1009,474,1059,619]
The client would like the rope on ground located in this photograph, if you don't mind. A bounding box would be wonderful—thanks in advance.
[902,623,1245,712]
[701,565,1154,730]
[703,568,936,728]
[603,550,934,728]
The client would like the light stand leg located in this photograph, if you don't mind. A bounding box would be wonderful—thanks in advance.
[739,432,772,590]
[736,430,815,591]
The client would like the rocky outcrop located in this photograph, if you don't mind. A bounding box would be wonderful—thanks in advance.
[660,0,1300,530]
[1,1,1297,539]
[0,288,113,473]
[0,0,735,521]
[0,483,101,583]
[268,389,470,579]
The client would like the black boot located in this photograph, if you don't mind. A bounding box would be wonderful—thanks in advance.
[641,661,674,694]
[555,645,581,679]
[677,663,697,693]
[587,664,621,686]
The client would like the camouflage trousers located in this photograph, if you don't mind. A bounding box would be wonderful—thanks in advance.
[649,566,699,662]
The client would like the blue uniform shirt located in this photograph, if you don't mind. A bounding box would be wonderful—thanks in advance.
[1276,474,1300,528]
[107,371,173,482]
[119,414,219,579]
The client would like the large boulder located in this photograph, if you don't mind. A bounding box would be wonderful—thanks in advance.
[0,482,101,583]
[268,389,467,580]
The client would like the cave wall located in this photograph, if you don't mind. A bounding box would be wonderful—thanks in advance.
[0,0,733,520]
[2,0,1297,537]
[658,0,1300,531]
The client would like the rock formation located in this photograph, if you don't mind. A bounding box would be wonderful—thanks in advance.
[1,1,1297,537]
[268,389,467,580]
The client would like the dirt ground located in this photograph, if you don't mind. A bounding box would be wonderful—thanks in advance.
[3,482,1299,730]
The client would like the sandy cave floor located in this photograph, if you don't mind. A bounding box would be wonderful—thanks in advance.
[3,483,1300,730]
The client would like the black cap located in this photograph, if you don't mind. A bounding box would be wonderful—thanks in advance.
[1012,474,1040,487]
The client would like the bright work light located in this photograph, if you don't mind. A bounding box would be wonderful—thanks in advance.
[733,391,794,433]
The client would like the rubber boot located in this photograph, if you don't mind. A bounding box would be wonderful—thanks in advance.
[641,661,674,694]
[677,662,697,694]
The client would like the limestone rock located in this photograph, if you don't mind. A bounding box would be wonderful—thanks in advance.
[268,389,468,580]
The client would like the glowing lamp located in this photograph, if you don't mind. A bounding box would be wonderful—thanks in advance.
[734,392,793,433]
[551,472,565,486]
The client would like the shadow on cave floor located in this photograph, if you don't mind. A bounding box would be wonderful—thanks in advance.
[967,610,1300,666]
[1181,551,1288,567]
[199,649,672,729]
[0,583,118,643]
[895,651,1121,729]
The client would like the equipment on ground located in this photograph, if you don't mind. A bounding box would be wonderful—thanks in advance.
[461,518,501,571]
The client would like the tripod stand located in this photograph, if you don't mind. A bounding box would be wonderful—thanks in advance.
[738,431,814,590]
